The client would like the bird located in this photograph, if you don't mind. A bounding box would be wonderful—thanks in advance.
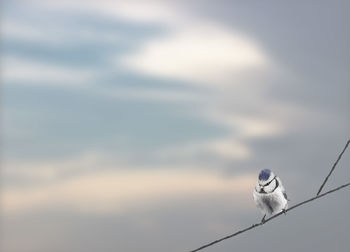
[253,169,288,223]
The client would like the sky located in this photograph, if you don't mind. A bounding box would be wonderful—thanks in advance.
[1,0,350,252]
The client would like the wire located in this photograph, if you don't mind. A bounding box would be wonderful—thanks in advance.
[317,140,350,195]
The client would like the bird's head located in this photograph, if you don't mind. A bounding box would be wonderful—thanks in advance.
[256,169,277,193]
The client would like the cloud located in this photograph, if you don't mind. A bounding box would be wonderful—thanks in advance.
[120,25,269,85]
[31,0,184,25]
[99,0,284,157]
[93,1,271,86]
[3,152,105,183]
[1,17,131,47]
[156,138,251,161]
[155,107,285,161]
[2,0,286,163]
[204,110,285,138]
[23,0,270,86]
[2,56,95,85]
[94,86,206,103]
[2,158,256,215]
[99,0,284,156]
[1,20,49,43]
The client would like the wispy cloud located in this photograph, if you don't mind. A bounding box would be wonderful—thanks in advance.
[3,56,95,85]
[1,17,140,47]
[2,0,289,163]
[2,155,256,215]
[121,25,269,85]
[103,0,284,160]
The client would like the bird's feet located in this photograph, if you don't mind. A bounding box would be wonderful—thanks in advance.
[260,214,266,224]
[282,209,287,215]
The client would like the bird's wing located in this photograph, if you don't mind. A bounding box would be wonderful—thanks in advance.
[277,176,289,201]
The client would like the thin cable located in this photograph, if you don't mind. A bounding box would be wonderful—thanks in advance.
[317,139,350,195]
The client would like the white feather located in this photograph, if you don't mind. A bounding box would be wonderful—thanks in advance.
[253,174,288,215]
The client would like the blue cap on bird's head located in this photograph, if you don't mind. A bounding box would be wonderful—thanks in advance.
[258,169,271,181]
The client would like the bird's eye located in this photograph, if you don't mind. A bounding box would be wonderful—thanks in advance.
[266,176,276,185]
[259,176,276,187]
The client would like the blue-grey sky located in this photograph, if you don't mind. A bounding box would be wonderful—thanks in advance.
[1,1,350,252]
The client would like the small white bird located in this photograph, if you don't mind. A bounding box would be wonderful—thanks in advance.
[253,169,288,223]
